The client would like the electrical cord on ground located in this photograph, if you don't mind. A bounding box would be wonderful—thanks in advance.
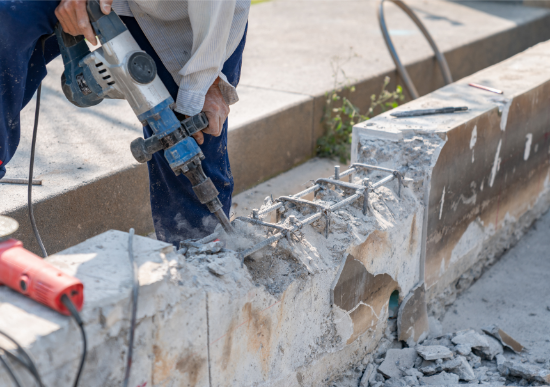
[61,295,86,387]
[28,36,49,258]
[0,329,43,387]
[0,352,22,387]
[123,228,138,387]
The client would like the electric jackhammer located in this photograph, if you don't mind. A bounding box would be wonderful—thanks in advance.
[55,0,234,234]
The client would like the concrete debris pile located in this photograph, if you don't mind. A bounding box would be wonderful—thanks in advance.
[333,320,550,387]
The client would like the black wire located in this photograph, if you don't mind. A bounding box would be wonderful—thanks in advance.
[28,36,48,258]
[0,352,22,387]
[123,228,138,387]
[61,295,87,387]
[0,330,43,387]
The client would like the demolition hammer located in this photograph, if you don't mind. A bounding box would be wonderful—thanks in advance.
[54,0,234,234]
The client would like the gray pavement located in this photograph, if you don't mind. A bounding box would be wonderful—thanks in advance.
[442,208,550,362]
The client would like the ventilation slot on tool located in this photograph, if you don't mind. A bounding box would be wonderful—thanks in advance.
[95,62,104,67]
[98,69,107,74]
[107,81,115,86]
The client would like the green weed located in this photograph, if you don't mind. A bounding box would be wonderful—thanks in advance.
[316,76,404,163]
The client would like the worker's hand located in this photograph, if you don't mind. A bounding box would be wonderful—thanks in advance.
[192,77,230,145]
[55,0,114,46]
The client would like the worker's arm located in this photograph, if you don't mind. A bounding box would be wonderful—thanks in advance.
[177,0,240,145]
[55,0,113,45]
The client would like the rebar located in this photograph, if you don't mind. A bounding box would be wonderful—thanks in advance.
[233,163,405,262]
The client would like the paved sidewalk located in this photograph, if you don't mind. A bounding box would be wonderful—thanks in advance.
[442,209,550,362]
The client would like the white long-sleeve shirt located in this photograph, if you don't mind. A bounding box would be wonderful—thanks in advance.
[112,0,250,116]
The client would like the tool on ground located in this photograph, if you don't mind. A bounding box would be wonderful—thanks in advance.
[0,178,42,185]
[390,106,468,118]
[0,215,86,386]
[469,83,503,94]
[54,0,234,234]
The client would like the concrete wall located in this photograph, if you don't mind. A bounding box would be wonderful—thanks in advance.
[2,38,550,387]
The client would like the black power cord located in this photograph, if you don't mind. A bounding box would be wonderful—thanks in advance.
[28,35,49,258]
[0,329,44,387]
[0,352,22,387]
[61,295,87,387]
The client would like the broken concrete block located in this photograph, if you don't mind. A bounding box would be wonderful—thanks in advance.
[475,366,489,382]
[420,371,459,385]
[397,283,429,346]
[378,348,419,379]
[207,261,230,276]
[404,368,423,378]
[455,343,472,356]
[482,325,524,353]
[448,355,476,381]
[477,334,503,360]
[384,378,408,387]
[467,353,482,369]
[504,360,550,383]
[416,345,454,360]
[359,363,374,387]
[496,354,508,376]
[451,330,490,352]
[403,375,419,385]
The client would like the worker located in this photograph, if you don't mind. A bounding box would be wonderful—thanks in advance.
[0,0,249,245]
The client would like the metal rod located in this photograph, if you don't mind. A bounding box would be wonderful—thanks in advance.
[234,217,289,232]
[257,184,320,217]
[351,163,398,175]
[1,178,42,185]
[372,174,395,189]
[315,178,364,191]
[214,208,235,234]
[334,165,340,180]
[278,196,329,211]
[197,232,220,244]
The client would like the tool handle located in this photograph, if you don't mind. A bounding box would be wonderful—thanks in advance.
[130,113,209,163]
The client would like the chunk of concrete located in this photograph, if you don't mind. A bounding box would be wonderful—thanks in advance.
[475,366,489,382]
[359,363,374,387]
[420,371,459,385]
[482,325,524,353]
[404,368,423,378]
[504,360,550,383]
[403,375,419,386]
[448,355,476,382]
[451,330,489,352]
[455,343,472,356]
[477,334,503,360]
[496,354,508,376]
[397,283,429,346]
[378,348,419,379]
[416,345,454,360]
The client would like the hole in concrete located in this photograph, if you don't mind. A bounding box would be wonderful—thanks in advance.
[389,290,399,319]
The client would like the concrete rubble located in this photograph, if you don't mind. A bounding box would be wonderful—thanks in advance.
[333,322,548,387]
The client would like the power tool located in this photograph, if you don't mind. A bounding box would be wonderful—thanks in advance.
[0,216,83,315]
[54,0,234,234]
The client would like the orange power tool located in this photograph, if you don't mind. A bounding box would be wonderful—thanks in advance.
[0,216,83,315]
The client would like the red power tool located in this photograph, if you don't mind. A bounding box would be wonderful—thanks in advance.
[0,216,83,315]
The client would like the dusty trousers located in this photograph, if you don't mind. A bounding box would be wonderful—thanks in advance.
[0,1,247,246]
